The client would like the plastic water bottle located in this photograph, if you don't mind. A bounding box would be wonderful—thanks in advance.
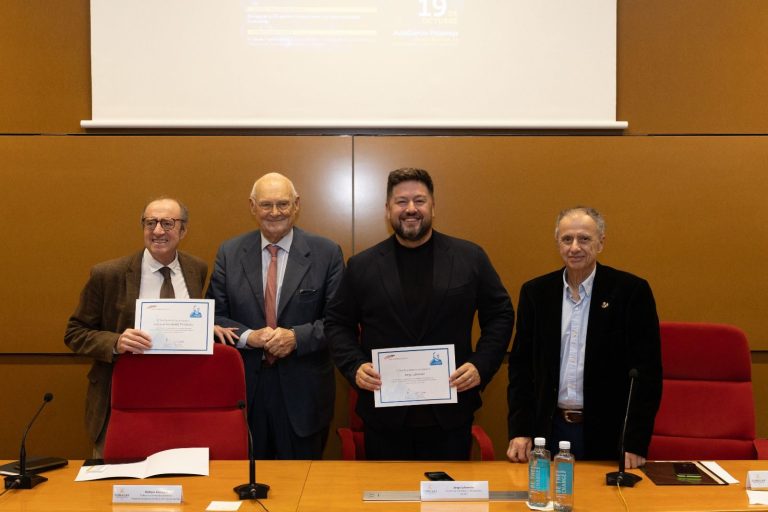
[528,437,551,507]
[554,440,575,511]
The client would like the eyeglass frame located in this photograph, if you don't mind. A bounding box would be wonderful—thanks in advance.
[255,200,294,213]
[141,217,185,231]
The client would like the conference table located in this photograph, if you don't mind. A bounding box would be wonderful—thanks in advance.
[1,459,766,511]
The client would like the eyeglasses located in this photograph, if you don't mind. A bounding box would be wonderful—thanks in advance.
[256,201,293,213]
[142,217,183,231]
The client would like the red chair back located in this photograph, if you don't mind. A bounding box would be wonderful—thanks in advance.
[104,344,248,461]
[648,322,756,459]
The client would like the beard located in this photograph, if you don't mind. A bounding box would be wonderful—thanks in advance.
[392,213,432,243]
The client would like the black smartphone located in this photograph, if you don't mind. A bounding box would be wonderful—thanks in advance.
[673,462,701,479]
[424,471,454,481]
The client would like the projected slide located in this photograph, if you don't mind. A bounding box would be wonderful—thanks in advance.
[244,1,460,47]
[85,0,625,129]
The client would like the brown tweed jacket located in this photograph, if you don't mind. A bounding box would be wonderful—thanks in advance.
[64,250,207,443]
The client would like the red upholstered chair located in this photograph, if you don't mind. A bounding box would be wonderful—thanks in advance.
[648,322,768,460]
[103,343,248,462]
[336,387,496,461]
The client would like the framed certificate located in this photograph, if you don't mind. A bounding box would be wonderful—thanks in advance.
[372,344,457,408]
[135,299,214,355]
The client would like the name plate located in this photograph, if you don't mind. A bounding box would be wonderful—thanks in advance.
[112,485,183,503]
[420,480,489,501]
[748,471,768,490]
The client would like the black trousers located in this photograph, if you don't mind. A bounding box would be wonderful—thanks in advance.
[548,413,586,460]
[364,421,473,461]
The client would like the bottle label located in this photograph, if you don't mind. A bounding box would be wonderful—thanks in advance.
[556,462,573,494]
[533,459,550,491]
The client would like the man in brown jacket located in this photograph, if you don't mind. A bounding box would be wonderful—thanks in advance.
[65,197,207,456]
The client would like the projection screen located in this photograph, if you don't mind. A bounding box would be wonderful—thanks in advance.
[83,0,626,129]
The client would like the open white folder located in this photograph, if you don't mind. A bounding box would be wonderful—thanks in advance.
[75,447,209,482]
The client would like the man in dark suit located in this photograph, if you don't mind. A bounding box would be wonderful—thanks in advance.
[207,172,344,459]
[507,206,662,468]
[65,197,208,456]
[327,168,514,460]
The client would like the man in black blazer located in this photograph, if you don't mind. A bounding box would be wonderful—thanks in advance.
[507,207,662,468]
[327,168,514,460]
[207,173,344,459]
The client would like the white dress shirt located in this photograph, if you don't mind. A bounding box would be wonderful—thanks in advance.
[139,249,190,299]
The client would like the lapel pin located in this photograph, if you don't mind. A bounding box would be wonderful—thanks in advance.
[601,302,609,309]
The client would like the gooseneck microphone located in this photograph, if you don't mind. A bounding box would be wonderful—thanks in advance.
[233,400,270,499]
[4,393,54,490]
[606,369,643,487]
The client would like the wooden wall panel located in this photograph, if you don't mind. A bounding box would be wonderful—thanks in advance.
[619,0,768,134]
[0,136,353,354]
[0,0,90,133]
[0,356,92,459]
[353,136,768,348]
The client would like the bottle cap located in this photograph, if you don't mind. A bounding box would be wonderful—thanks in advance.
[559,440,571,450]
[534,437,546,446]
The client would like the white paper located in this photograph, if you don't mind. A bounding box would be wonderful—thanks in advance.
[76,447,209,481]
[112,484,182,503]
[206,501,243,511]
[747,490,768,505]
[136,299,214,354]
[699,461,739,484]
[747,470,768,490]
[420,480,489,501]
[526,501,554,511]
[373,345,457,408]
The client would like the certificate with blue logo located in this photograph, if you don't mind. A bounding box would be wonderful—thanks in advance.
[135,299,214,354]
[372,344,457,408]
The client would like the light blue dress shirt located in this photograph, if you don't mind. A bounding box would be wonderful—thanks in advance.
[558,266,597,409]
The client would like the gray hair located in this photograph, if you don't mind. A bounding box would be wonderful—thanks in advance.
[555,206,605,239]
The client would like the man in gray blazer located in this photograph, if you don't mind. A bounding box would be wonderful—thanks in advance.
[65,197,208,456]
[207,173,344,459]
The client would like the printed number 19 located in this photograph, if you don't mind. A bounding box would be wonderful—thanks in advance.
[418,0,448,17]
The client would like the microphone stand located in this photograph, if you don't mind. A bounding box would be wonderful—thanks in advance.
[233,400,270,499]
[606,370,643,487]
[4,393,53,490]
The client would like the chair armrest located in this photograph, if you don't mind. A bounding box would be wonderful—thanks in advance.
[336,427,358,461]
[754,438,768,460]
[471,425,495,461]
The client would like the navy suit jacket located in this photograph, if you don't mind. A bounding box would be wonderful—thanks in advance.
[507,263,662,459]
[327,231,514,431]
[206,227,344,437]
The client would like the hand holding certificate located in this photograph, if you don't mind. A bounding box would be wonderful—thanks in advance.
[372,345,457,408]
[135,299,214,354]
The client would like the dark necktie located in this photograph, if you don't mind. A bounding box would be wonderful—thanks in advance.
[159,266,175,299]
[264,245,279,365]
